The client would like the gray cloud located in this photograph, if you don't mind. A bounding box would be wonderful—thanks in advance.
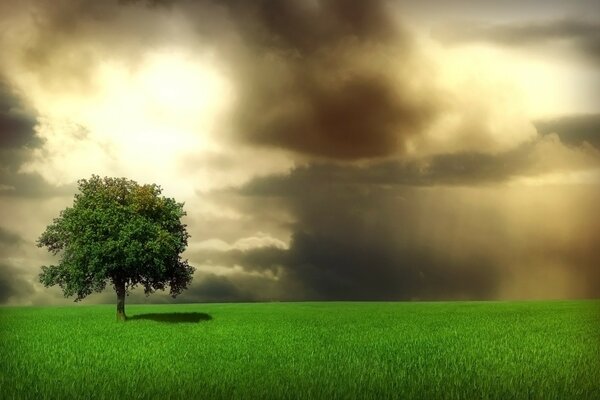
[535,114,600,150]
[177,273,246,302]
[0,81,41,150]
[0,263,35,304]
[0,170,76,198]
[0,153,76,199]
[194,246,287,275]
[237,146,534,194]
[0,226,26,248]
[435,18,600,63]
[0,80,75,198]
[236,133,600,197]
[0,230,33,304]
[395,0,600,22]
[0,81,41,190]
[174,272,289,303]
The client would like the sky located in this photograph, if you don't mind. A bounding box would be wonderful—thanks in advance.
[0,0,599,305]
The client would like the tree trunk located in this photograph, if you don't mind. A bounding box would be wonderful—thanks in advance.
[116,281,126,322]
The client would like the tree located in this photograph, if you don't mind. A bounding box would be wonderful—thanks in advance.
[37,175,194,321]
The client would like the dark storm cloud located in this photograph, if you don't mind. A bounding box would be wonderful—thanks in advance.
[435,17,600,63]
[243,159,518,300]
[0,229,32,302]
[177,272,286,302]
[0,263,35,304]
[219,0,439,159]
[205,151,531,300]
[0,80,72,198]
[237,72,435,159]
[204,139,600,300]
[535,114,600,150]
[0,227,30,296]
[282,231,500,300]
[0,80,40,149]
[210,174,505,300]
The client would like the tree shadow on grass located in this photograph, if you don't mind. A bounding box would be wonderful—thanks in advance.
[127,312,212,324]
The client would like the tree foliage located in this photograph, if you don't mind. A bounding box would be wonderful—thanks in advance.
[37,175,194,306]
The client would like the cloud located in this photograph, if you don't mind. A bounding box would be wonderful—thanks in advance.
[238,137,599,193]
[0,79,40,172]
[174,271,289,302]
[218,0,441,159]
[193,245,287,275]
[236,71,437,159]
[0,171,75,198]
[0,227,36,304]
[0,226,30,259]
[182,273,246,302]
[239,152,526,193]
[0,80,75,199]
[435,17,600,64]
[0,263,35,304]
[188,234,289,277]
[0,80,41,150]
[535,114,600,150]
[5,0,184,92]
[192,234,288,252]
[0,226,26,247]
[3,0,533,163]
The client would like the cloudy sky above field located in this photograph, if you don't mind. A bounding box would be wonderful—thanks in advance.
[1,0,599,305]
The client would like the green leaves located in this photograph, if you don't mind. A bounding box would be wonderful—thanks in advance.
[37,175,194,301]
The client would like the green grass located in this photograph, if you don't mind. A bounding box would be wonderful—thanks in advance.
[1,301,599,399]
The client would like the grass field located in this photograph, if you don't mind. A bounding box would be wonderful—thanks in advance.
[1,301,599,399]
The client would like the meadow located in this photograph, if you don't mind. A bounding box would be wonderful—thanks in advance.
[1,300,598,399]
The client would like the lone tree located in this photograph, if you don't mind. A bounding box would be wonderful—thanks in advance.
[37,175,194,321]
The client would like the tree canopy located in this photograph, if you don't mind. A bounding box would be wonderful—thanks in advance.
[37,175,194,320]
